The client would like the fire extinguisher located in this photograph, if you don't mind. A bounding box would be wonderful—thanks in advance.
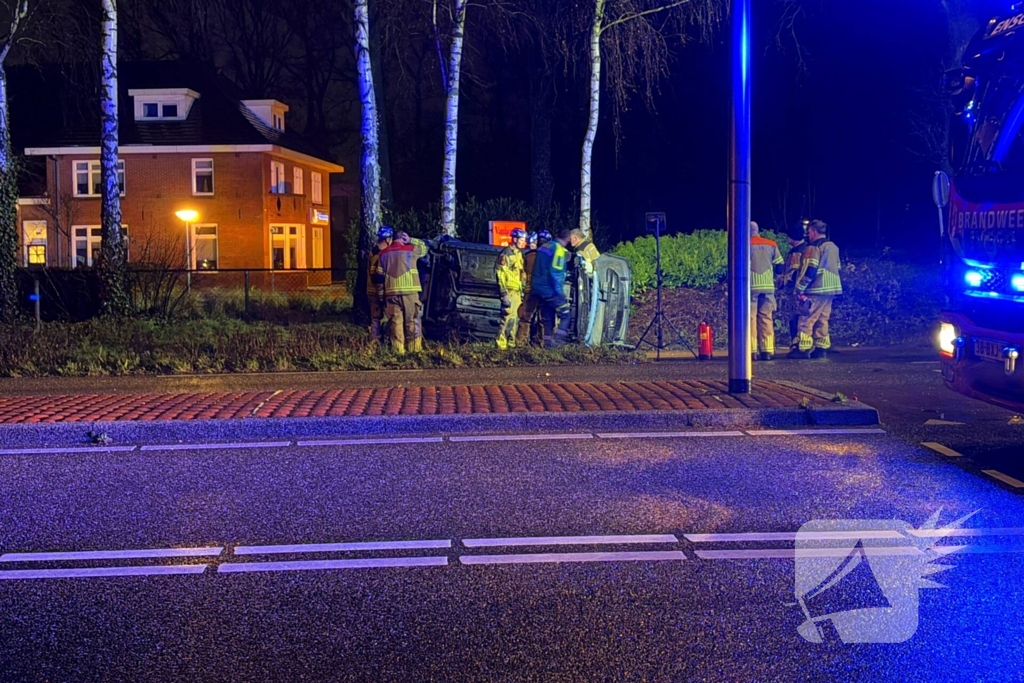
[698,321,714,361]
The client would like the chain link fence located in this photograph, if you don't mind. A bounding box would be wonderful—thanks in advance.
[13,267,353,324]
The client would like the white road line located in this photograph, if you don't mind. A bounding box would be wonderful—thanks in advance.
[448,434,594,443]
[0,547,223,563]
[0,446,137,456]
[140,442,291,452]
[684,531,905,543]
[595,432,744,440]
[460,550,686,565]
[235,540,452,555]
[921,442,963,457]
[218,557,448,573]
[296,437,443,447]
[745,429,887,437]
[909,527,1024,538]
[983,470,1024,488]
[696,547,923,560]
[0,565,208,580]
[463,534,678,548]
[930,544,1024,555]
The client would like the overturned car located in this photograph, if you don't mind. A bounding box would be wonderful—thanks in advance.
[420,238,631,346]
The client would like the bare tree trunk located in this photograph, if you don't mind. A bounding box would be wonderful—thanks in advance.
[0,3,26,322]
[578,0,606,240]
[369,0,393,208]
[439,0,467,237]
[353,0,381,321]
[99,0,130,316]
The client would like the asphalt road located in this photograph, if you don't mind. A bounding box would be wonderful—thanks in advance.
[1,422,1023,681]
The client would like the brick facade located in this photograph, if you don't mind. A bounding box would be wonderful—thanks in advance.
[18,149,338,278]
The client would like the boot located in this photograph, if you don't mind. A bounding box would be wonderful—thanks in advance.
[787,348,810,359]
[759,352,775,361]
[810,347,829,359]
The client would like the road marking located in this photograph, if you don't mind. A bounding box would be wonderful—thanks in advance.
[745,429,887,436]
[0,565,208,580]
[0,547,223,563]
[139,442,291,452]
[235,540,451,555]
[448,434,594,443]
[460,550,686,565]
[0,446,137,456]
[931,544,1024,555]
[463,534,678,548]
[218,557,448,573]
[595,431,744,440]
[921,442,963,457]
[924,419,965,426]
[909,527,1024,538]
[684,531,905,543]
[296,437,444,447]
[983,470,1024,488]
[695,547,923,560]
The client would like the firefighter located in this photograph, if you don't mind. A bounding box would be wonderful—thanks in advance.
[569,228,601,276]
[367,226,393,345]
[790,219,843,359]
[750,222,785,361]
[495,228,528,349]
[532,227,572,348]
[376,230,428,354]
[517,230,549,347]
[782,223,808,350]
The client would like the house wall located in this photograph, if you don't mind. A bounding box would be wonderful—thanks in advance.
[18,151,333,274]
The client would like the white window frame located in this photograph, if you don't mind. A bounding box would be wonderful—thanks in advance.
[311,226,324,269]
[142,103,159,118]
[22,220,47,266]
[73,160,125,198]
[72,225,129,268]
[270,224,306,270]
[190,224,219,270]
[311,171,323,205]
[293,167,304,196]
[192,158,215,196]
[270,161,286,194]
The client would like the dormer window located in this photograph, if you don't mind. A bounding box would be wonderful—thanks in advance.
[242,99,289,132]
[129,88,199,121]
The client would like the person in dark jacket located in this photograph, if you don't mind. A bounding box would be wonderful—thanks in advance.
[531,228,572,348]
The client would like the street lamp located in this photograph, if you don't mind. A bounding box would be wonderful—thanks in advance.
[175,209,198,290]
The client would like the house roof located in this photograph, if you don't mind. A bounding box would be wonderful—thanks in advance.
[11,62,341,170]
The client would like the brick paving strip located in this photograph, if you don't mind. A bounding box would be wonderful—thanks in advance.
[0,381,833,425]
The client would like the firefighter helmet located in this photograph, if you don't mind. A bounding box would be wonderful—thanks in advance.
[377,226,394,241]
[511,228,527,242]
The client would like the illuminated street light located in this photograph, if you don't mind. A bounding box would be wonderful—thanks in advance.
[175,209,199,289]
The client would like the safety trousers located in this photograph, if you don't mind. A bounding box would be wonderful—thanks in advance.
[516,294,543,347]
[795,295,834,351]
[497,291,523,349]
[385,293,422,354]
[541,295,571,348]
[369,295,385,343]
[751,292,777,354]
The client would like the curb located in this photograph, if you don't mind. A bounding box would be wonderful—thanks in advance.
[0,401,880,449]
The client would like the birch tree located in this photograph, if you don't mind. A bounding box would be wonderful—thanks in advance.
[576,0,723,238]
[355,0,381,249]
[438,0,467,237]
[0,0,28,321]
[98,0,130,315]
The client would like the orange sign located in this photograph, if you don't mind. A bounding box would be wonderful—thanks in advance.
[489,220,527,247]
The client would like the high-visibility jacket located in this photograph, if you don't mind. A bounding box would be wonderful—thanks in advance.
[783,240,806,289]
[531,241,568,300]
[377,238,428,296]
[796,237,843,295]
[751,235,784,294]
[495,245,525,295]
[366,247,384,297]
[576,239,601,264]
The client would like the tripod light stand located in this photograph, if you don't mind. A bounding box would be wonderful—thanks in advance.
[634,212,697,360]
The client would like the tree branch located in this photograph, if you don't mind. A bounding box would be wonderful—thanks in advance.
[601,0,691,35]
[0,0,28,64]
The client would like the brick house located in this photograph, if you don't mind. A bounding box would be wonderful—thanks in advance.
[16,63,345,288]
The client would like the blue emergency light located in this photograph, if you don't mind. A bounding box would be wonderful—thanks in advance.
[965,270,984,287]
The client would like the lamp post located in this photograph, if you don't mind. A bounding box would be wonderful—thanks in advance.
[175,209,198,290]
[728,0,753,394]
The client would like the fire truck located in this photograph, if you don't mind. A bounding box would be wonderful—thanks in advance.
[934,7,1024,412]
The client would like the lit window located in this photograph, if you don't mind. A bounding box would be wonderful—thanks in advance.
[191,225,218,270]
[74,160,125,197]
[312,227,324,269]
[192,158,214,195]
[293,167,304,196]
[162,103,178,118]
[271,225,305,269]
[143,103,158,118]
[270,161,286,194]
[311,171,322,205]
[22,220,47,266]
